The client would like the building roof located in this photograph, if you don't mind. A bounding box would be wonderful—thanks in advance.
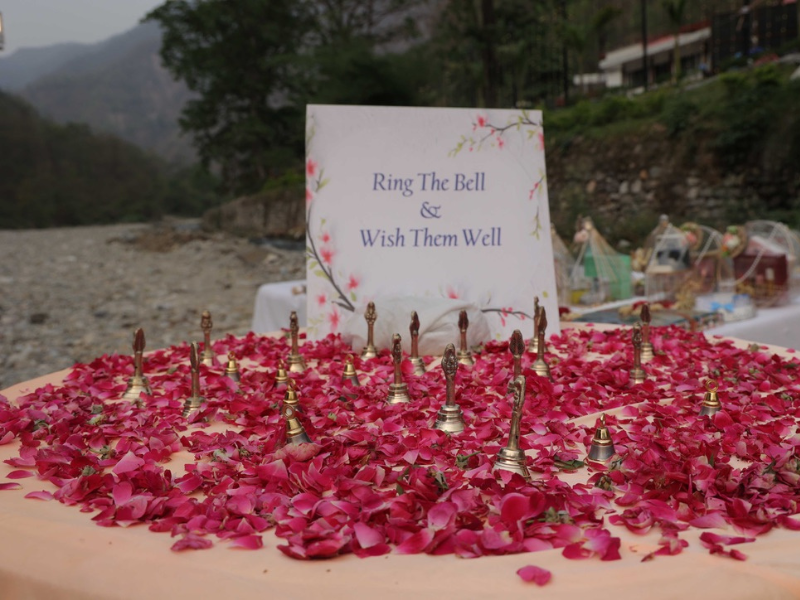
[599,27,711,71]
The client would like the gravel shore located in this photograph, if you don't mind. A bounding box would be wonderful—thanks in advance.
[0,220,305,390]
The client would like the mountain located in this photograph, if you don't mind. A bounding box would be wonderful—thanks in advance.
[0,22,194,164]
[0,43,94,90]
[0,90,221,229]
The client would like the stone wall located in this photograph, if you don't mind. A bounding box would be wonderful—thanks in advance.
[546,125,800,243]
[202,186,305,239]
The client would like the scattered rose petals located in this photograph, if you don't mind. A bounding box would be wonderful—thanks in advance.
[0,325,798,576]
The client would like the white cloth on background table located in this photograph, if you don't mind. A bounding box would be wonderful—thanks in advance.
[251,280,307,333]
[707,300,800,349]
[341,296,490,356]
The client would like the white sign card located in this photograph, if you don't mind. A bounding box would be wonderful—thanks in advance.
[305,105,559,341]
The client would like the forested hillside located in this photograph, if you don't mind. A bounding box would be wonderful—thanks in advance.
[0,91,220,229]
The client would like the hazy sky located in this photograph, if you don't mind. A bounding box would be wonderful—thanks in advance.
[0,0,164,56]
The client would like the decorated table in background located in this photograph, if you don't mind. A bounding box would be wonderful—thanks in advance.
[2,323,800,599]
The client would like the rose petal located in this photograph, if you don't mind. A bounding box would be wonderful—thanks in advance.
[354,522,384,549]
[6,470,34,479]
[113,451,145,475]
[171,534,213,552]
[395,529,434,555]
[25,490,53,501]
[689,513,728,529]
[516,565,552,586]
[0,482,21,491]
[228,535,263,550]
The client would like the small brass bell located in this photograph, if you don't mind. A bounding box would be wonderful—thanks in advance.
[587,414,616,466]
[456,310,474,366]
[199,310,216,367]
[409,311,425,376]
[283,403,311,445]
[342,356,360,387]
[274,360,289,389]
[509,329,524,379]
[361,302,379,359]
[283,379,299,408]
[386,333,411,404]
[640,303,654,362]
[433,344,466,434]
[183,342,206,418]
[493,376,531,481]
[531,307,551,380]
[223,352,240,383]
[122,328,152,401]
[629,323,647,385]
[699,379,721,416]
[287,311,306,373]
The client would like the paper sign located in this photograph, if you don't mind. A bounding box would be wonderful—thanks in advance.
[305,105,559,341]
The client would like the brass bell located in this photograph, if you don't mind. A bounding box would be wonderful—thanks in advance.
[182,342,206,418]
[409,311,426,376]
[456,310,474,366]
[361,302,379,359]
[629,323,647,385]
[699,379,721,416]
[199,310,216,367]
[386,333,411,404]
[223,352,240,383]
[493,376,532,481]
[587,414,616,465]
[122,328,152,401]
[433,344,466,434]
[640,303,654,362]
[283,379,299,408]
[283,403,311,444]
[531,307,551,380]
[342,356,359,387]
[274,360,289,389]
[287,311,306,373]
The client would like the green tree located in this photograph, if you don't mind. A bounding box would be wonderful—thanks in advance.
[145,1,316,195]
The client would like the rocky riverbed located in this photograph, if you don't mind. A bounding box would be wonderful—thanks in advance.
[0,220,305,390]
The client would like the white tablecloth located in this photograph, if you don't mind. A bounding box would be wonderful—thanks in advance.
[707,301,800,349]
[251,279,307,333]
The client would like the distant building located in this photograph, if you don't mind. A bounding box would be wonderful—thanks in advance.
[599,24,710,88]
[597,1,798,89]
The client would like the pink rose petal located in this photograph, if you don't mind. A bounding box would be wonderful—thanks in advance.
[0,482,21,491]
[171,534,213,552]
[516,565,552,586]
[6,469,34,479]
[228,535,263,550]
[395,529,434,555]
[25,490,53,501]
[113,451,145,475]
[354,522,384,549]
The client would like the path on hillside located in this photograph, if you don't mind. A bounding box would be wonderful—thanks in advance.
[0,221,304,389]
